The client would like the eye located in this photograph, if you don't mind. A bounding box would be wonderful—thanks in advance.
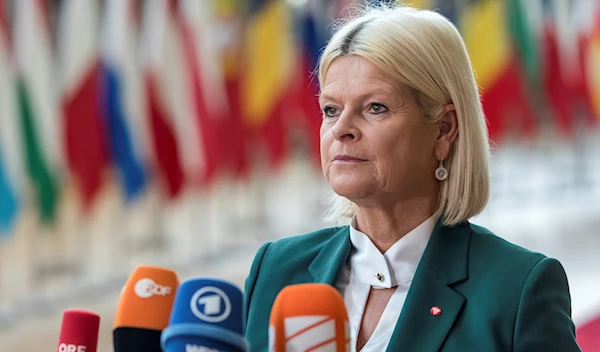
[369,103,388,114]
[322,106,340,118]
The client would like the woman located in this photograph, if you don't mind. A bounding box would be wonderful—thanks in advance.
[244,4,580,351]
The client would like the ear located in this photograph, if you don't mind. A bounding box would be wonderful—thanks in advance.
[434,104,458,161]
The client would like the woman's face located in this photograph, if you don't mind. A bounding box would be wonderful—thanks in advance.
[319,56,440,205]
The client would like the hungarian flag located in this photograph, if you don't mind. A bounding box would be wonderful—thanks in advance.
[461,0,536,142]
[0,0,20,234]
[59,0,110,208]
[14,0,60,223]
[241,0,296,168]
[100,0,148,201]
[139,0,185,198]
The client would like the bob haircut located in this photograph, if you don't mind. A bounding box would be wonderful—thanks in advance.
[319,3,490,227]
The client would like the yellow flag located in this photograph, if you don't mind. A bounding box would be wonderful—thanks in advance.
[460,0,512,89]
[241,0,296,128]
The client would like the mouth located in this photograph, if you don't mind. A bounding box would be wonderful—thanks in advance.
[333,155,367,163]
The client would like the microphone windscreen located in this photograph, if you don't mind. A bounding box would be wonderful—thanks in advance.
[57,309,100,352]
[161,278,249,352]
[269,283,350,352]
[113,265,179,352]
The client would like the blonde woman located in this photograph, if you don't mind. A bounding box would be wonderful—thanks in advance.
[244,4,580,351]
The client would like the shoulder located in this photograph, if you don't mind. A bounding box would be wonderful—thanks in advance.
[462,222,571,311]
[244,226,348,290]
[467,222,547,269]
[263,226,347,259]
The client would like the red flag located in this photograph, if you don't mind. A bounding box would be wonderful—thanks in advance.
[59,0,110,207]
[144,74,184,198]
[140,0,185,198]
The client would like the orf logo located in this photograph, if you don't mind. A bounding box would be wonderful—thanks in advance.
[134,278,172,298]
[190,286,231,323]
[58,344,87,352]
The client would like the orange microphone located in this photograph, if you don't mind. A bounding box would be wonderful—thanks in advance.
[269,283,350,352]
[113,265,179,351]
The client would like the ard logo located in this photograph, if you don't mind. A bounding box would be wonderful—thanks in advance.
[190,286,232,323]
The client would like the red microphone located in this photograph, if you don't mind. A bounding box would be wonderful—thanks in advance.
[57,309,100,352]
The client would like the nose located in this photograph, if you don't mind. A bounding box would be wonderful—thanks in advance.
[331,111,361,142]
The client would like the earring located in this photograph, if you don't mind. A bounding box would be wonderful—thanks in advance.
[435,159,448,181]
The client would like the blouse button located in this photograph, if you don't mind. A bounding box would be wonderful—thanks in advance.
[376,273,384,282]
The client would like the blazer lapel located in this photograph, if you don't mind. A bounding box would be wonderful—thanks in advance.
[308,226,352,285]
[387,220,472,352]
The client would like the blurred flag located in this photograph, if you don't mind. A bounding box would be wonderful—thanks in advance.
[288,0,330,166]
[460,0,536,142]
[59,0,110,208]
[101,0,147,201]
[213,0,251,178]
[0,0,19,234]
[14,0,60,223]
[241,0,295,168]
[577,314,600,352]
[140,0,185,198]
[573,0,600,126]
[542,0,597,136]
[507,0,543,86]
[176,0,228,185]
[0,156,18,235]
[587,2,600,119]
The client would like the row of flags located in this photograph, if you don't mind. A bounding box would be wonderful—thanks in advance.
[1,0,599,236]
[410,0,600,140]
[0,0,342,235]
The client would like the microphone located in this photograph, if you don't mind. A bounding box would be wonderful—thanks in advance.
[161,278,250,352]
[269,283,350,352]
[57,309,100,352]
[113,265,179,351]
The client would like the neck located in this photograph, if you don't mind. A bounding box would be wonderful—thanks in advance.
[355,196,437,253]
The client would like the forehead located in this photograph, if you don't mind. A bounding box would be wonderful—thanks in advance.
[320,56,408,99]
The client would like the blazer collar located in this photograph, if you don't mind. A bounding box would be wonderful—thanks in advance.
[308,226,352,285]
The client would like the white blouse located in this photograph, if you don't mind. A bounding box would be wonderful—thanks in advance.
[335,214,439,352]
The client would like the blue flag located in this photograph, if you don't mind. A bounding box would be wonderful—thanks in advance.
[101,63,147,201]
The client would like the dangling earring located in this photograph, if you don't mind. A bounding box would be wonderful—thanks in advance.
[435,159,448,181]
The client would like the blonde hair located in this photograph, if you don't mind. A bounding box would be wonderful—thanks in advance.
[319,3,490,227]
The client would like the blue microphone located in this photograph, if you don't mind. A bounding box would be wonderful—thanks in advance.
[161,278,249,352]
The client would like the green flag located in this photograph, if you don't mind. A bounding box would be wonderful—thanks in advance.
[14,0,60,224]
[507,0,542,85]
[16,78,59,223]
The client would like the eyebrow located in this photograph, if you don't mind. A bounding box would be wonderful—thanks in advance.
[318,89,402,104]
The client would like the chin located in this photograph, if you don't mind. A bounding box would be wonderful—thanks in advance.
[329,178,376,200]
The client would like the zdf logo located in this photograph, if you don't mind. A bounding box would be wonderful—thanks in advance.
[134,278,172,298]
[58,344,87,352]
[190,286,231,323]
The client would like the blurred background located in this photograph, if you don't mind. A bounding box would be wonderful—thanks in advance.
[0,0,599,350]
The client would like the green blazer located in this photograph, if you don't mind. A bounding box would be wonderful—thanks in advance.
[244,220,581,351]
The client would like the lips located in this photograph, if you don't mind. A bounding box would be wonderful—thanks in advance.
[333,155,367,162]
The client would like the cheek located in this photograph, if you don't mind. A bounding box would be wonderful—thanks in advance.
[319,128,331,170]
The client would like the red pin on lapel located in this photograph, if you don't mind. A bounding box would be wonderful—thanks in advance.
[430,306,442,316]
